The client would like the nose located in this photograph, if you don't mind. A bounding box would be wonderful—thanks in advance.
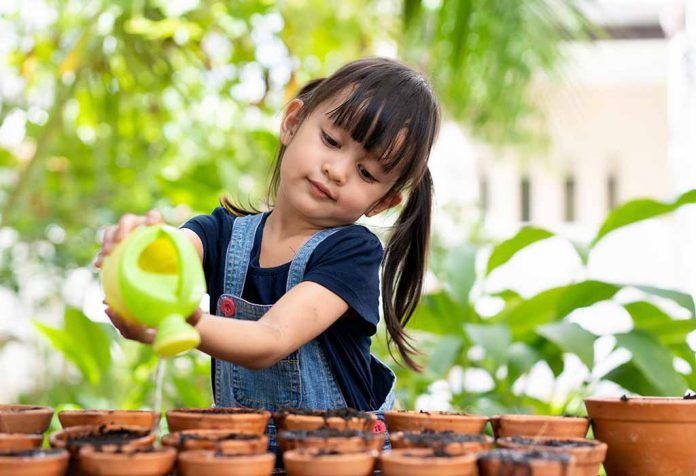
[322,156,348,185]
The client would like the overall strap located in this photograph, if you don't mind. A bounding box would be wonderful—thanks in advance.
[286,226,346,291]
[223,212,265,296]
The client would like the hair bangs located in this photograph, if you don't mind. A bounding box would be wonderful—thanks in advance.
[327,81,426,184]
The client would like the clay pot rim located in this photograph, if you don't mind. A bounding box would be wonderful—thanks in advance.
[391,431,493,440]
[384,410,487,420]
[177,450,275,463]
[49,424,154,451]
[491,414,588,422]
[496,436,607,453]
[0,448,68,461]
[380,447,478,463]
[59,409,159,416]
[79,445,176,460]
[0,433,43,441]
[168,407,271,416]
[279,413,377,425]
[585,396,696,406]
[165,429,267,439]
[279,429,382,439]
[283,448,378,463]
[0,404,54,415]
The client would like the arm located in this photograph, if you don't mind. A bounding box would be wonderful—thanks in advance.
[196,281,348,369]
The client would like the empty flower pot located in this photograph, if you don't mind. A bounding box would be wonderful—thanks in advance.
[0,405,54,434]
[58,410,160,430]
[384,410,488,434]
[161,429,268,453]
[177,450,275,476]
[277,429,385,454]
[283,448,377,476]
[585,396,696,475]
[477,449,575,476]
[490,415,589,439]
[496,436,607,476]
[0,448,69,476]
[273,408,378,432]
[0,434,43,451]
[390,430,493,454]
[166,408,270,434]
[78,446,176,476]
[379,448,478,476]
[101,225,206,357]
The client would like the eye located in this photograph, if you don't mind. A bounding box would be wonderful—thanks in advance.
[357,164,377,183]
[321,130,340,148]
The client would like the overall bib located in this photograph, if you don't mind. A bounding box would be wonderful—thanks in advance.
[213,212,396,453]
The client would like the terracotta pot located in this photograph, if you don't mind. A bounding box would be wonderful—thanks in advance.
[0,433,43,451]
[284,448,377,476]
[166,408,270,434]
[49,424,155,457]
[78,446,176,476]
[0,405,54,434]
[177,450,275,476]
[273,408,377,432]
[379,448,478,476]
[585,396,696,475]
[278,429,385,454]
[477,449,575,476]
[161,429,268,453]
[496,436,607,476]
[0,448,69,476]
[390,430,493,454]
[490,415,589,439]
[58,410,160,430]
[384,410,488,433]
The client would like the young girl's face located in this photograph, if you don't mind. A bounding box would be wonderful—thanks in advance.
[276,97,403,228]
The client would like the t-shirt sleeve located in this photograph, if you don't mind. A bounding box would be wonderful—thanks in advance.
[303,226,383,335]
[180,206,232,297]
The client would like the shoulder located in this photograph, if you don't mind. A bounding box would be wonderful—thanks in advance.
[313,224,383,260]
[182,207,235,234]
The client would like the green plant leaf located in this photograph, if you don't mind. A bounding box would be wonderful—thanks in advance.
[507,343,541,383]
[591,189,696,248]
[441,245,477,310]
[628,285,695,316]
[486,227,554,276]
[410,291,467,335]
[604,361,665,396]
[615,331,687,396]
[625,301,696,346]
[427,335,464,375]
[464,324,511,364]
[33,321,100,385]
[64,308,112,373]
[556,281,621,320]
[536,322,596,369]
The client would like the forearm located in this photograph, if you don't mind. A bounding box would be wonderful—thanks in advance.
[195,313,287,369]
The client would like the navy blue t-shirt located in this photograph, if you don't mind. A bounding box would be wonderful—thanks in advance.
[183,207,384,410]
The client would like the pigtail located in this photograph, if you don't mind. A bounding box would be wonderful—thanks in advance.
[381,168,433,372]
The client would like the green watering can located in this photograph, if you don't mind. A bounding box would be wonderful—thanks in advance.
[101,225,205,357]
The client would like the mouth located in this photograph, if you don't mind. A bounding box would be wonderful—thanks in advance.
[308,179,335,201]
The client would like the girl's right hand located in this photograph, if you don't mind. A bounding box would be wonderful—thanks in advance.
[94,209,164,269]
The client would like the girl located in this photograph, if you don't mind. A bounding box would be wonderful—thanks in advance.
[97,57,440,445]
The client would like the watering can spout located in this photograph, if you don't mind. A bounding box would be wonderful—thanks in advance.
[101,225,206,357]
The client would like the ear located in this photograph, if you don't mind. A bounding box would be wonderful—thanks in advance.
[365,193,403,217]
[280,99,304,146]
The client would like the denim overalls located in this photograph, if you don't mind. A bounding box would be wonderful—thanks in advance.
[213,212,396,452]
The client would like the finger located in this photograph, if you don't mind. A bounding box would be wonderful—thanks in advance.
[115,214,145,242]
[145,209,164,225]
[186,308,202,327]
[99,225,118,256]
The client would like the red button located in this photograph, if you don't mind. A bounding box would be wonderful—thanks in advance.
[372,420,386,433]
[220,297,236,317]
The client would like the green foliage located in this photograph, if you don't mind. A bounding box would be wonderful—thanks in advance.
[377,190,696,415]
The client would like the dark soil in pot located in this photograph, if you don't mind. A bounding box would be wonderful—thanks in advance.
[49,424,155,455]
[390,429,494,454]
[161,429,269,453]
[278,428,384,453]
[497,436,607,476]
[478,449,574,476]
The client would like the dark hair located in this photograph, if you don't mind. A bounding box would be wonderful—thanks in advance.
[222,57,440,370]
